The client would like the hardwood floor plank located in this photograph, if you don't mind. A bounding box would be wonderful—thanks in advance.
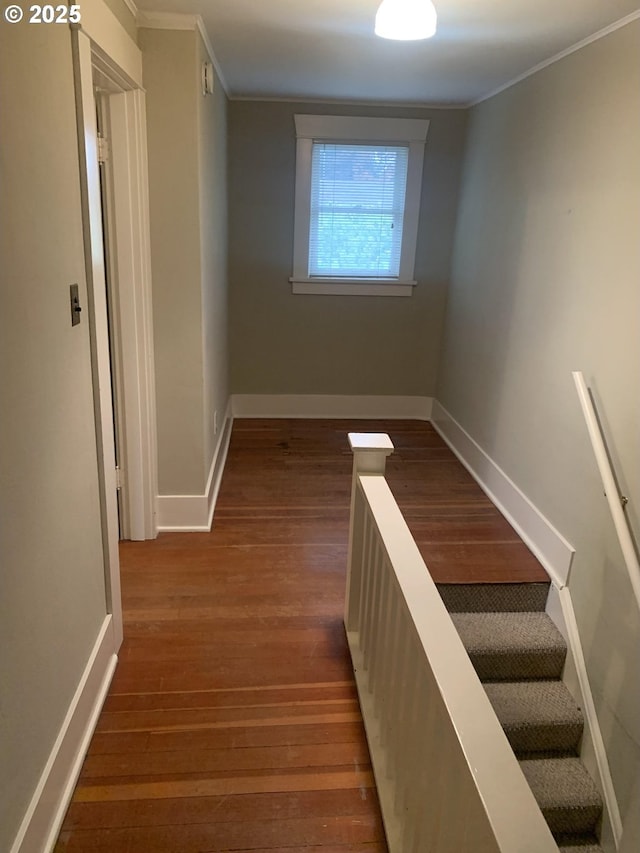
[87,720,366,756]
[62,788,380,830]
[73,769,376,802]
[56,814,385,853]
[79,742,372,781]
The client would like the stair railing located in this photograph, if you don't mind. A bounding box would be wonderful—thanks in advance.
[344,433,557,853]
[572,371,640,611]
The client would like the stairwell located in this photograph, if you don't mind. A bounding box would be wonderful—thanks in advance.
[438,582,604,852]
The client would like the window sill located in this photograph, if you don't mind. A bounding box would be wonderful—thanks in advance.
[290,278,416,297]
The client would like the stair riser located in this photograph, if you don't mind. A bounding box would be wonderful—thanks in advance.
[467,650,566,681]
[438,582,550,613]
[503,723,583,756]
[541,805,602,837]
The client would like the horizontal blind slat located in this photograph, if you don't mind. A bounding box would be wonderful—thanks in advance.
[309,143,409,278]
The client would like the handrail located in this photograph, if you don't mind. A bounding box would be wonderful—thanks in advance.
[345,433,557,853]
[572,371,640,611]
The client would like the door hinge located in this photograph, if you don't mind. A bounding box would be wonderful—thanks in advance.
[115,466,123,490]
[97,133,110,164]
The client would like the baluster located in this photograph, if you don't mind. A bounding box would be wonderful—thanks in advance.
[379,575,399,750]
[367,542,386,697]
[390,609,410,793]
[409,674,441,852]
[362,534,380,670]
[395,628,421,819]
[357,505,373,652]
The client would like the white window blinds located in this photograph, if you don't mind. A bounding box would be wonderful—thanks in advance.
[308,142,409,278]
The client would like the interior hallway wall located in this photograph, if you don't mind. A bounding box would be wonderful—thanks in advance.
[228,101,467,396]
[437,19,640,824]
[0,23,109,850]
[140,27,229,496]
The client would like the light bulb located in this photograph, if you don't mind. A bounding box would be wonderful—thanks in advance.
[375,0,437,41]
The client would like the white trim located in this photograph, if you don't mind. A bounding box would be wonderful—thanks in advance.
[291,114,429,290]
[229,94,468,109]
[207,404,234,529]
[121,0,137,19]
[430,400,575,587]
[136,11,230,96]
[156,402,233,532]
[136,10,197,30]
[471,10,640,107]
[107,89,159,540]
[546,585,622,850]
[290,279,415,297]
[231,394,433,420]
[10,617,118,853]
[78,0,142,88]
[72,28,123,644]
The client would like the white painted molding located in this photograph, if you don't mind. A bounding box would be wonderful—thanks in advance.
[290,279,415,297]
[106,88,159,541]
[230,94,467,109]
[156,402,233,532]
[121,0,137,19]
[10,617,118,853]
[79,0,142,88]
[471,9,640,108]
[231,394,433,420]
[207,405,234,529]
[546,585,622,850]
[431,400,575,587]
[136,11,230,95]
[72,28,124,644]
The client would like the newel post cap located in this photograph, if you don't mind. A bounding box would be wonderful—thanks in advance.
[348,432,394,475]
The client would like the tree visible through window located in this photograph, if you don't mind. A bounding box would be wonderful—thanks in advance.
[309,143,409,278]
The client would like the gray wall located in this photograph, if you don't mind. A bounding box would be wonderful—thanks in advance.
[437,20,640,824]
[0,24,108,850]
[141,28,229,496]
[228,101,467,395]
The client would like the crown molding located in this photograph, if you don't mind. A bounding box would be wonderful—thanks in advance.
[471,9,640,108]
[136,11,230,95]
[121,0,137,19]
[229,93,467,109]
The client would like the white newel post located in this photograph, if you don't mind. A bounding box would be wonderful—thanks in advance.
[345,433,394,630]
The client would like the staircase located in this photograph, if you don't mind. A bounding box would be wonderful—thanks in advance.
[438,582,604,852]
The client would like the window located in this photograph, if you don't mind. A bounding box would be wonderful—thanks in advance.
[291,115,429,296]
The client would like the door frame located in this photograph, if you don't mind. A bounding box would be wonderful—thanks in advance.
[72,11,157,644]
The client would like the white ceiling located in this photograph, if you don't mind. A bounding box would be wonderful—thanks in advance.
[136,0,640,105]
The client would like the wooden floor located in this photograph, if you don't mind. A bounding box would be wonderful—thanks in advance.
[55,419,547,852]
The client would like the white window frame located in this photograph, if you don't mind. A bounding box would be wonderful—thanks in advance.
[291,114,429,297]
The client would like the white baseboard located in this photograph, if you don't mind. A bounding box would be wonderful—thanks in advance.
[231,394,433,420]
[207,406,233,529]
[11,616,118,853]
[430,400,575,588]
[546,585,622,851]
[156,401,233,532]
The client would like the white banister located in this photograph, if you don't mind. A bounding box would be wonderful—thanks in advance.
[345,433,557,853]
[572,371,640,611]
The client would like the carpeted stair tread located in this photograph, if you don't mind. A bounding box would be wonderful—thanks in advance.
[451,611,567,680]
[519,757,602,836]
[557,844,603,852]
[438,582,549,613]
[484,680,583,754]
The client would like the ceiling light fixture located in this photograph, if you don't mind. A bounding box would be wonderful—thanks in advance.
[375,0,437,41]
